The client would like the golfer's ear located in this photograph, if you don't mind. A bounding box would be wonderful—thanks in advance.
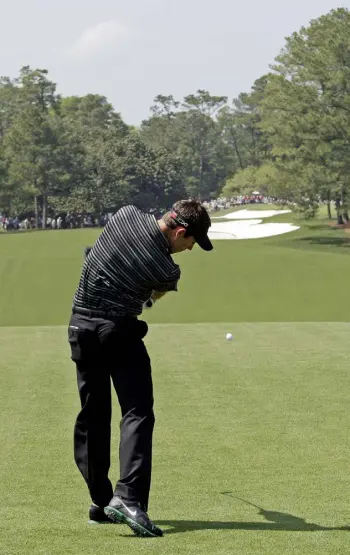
[175,226,186,238]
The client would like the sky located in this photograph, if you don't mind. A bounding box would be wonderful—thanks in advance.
[0,0,348,125]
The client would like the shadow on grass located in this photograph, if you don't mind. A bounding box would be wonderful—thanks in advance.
[155,493,350,534]
[304,223,335,231]
[296,236,350,248]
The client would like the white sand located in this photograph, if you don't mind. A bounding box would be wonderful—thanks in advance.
[212,209,291,220]
[208,213,299,240]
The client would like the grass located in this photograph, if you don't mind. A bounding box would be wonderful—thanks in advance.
[0,323,349,555]
[0,205,349,554]
[0,206,349,326]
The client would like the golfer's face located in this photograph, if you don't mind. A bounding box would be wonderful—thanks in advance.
[171,232,196,253]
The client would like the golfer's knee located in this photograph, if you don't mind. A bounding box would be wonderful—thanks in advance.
[122,406,155,426]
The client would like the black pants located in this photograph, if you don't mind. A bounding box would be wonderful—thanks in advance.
[68,313,154,511]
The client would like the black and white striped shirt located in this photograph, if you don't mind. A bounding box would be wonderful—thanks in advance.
[73,205,180,316]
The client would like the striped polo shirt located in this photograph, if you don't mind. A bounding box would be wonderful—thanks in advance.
[73,205,180,316]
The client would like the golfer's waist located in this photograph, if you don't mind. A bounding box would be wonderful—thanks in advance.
[72,305,137,320]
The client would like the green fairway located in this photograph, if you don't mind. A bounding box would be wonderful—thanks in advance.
[1,206,349,554]
[0,323,349,555]
[0,207,349,326]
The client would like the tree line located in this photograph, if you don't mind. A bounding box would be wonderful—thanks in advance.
[0,7,349,227]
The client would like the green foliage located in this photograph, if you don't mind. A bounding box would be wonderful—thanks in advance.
[259,8,350,215]
[222,167,259,195]
[1,8,350,217]
[218,75,272,175]
[141,90,230,199]
[222,163,280,197]
[0,69,185,216]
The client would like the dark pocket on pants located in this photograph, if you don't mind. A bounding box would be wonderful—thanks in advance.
[68,317,98,362]
[137,319,148,340]
[121,318,148,340]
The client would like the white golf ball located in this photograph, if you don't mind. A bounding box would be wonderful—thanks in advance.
[226,333,233,341]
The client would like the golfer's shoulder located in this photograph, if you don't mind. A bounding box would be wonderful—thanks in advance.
[106,205,147,235]
[115,205,143,221]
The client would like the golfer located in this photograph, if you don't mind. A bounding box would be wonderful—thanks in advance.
[68,199,213,537]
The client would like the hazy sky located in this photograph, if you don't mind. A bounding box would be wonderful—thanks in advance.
[0,0,348,124]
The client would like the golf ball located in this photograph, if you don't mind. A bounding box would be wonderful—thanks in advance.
[226,333,233,341]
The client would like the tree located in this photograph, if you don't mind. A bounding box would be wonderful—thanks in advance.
[2,67,67,226]
[105,132,186,211]
[259,8,350,218]
[63,130,185,214]
[57,94,130,214]
[141,90,229,199]
[140,95,180,152]
[60,94,129,138]
[218,76,272,174]
[179,90,228,198]
[222,163,280,198]
[0,76,20,139]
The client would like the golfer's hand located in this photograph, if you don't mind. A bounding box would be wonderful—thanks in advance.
[151,290,167,302]
[142,290,167,310]
[142,297,155,310]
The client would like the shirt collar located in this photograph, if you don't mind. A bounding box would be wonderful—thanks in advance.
[150,215,171,254]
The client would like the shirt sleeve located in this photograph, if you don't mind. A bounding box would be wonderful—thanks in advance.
[154,267,181,292]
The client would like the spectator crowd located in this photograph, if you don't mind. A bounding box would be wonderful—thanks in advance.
[0,213,112,232]
[0,195,274,232]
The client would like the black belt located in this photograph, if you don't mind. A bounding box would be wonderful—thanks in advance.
[72,306,136,320]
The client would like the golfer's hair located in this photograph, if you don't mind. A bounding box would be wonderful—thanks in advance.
[163,199,210,235]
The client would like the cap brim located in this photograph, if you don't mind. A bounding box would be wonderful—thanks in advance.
[196,234,213,251]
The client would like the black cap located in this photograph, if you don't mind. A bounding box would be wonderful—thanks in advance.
[170,208,213,251]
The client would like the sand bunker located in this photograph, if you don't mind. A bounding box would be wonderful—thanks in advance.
[208,210,299,240]
[212,209,292,220]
